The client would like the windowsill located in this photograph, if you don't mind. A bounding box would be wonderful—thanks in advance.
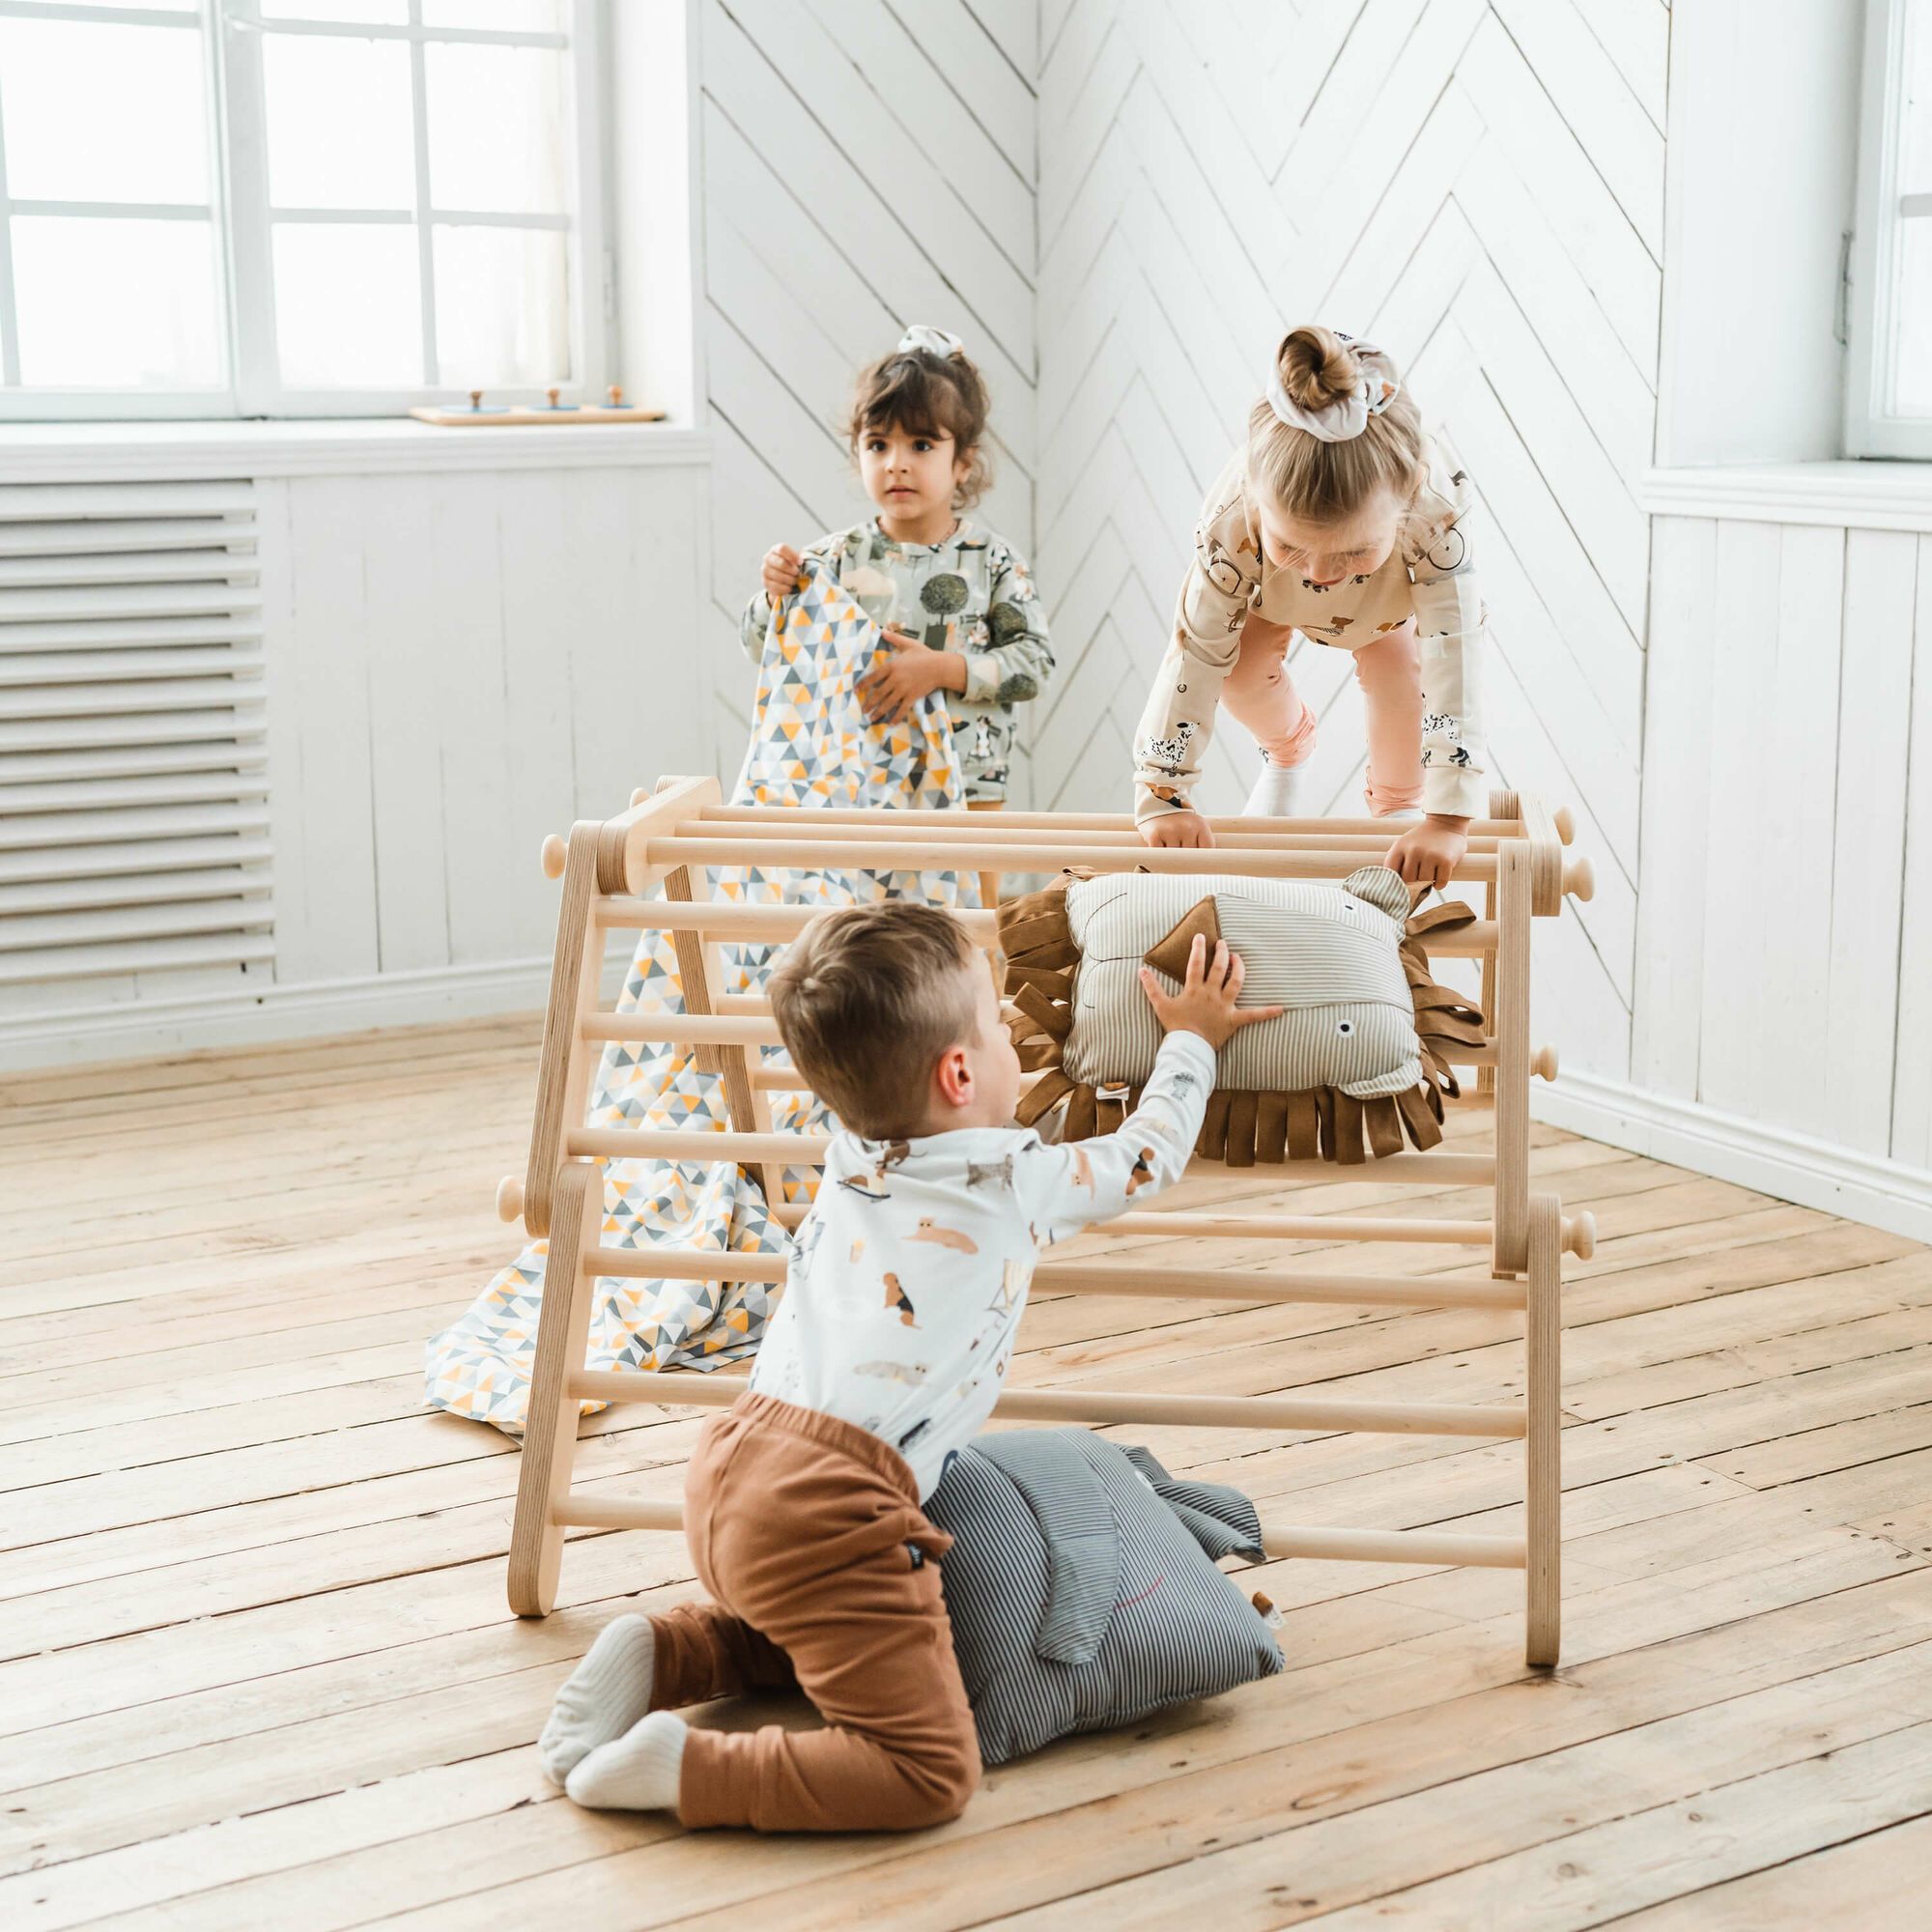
[1643,459,1932,531]
[0,415,712,484]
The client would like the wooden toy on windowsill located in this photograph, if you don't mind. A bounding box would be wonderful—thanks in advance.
[409,384,666,426]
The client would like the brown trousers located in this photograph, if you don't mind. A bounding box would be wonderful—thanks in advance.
[648,1392,980,1833]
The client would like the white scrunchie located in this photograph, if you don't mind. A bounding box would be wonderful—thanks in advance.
[897,323,965,359]
[1264,333,1401,441]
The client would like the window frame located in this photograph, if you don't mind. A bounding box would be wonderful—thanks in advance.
[1846,0,1932,459]
[0,0,612,422]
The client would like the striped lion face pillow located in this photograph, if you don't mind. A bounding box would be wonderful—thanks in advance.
[999,866,1484,1166]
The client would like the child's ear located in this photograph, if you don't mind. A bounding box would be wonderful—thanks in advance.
[934,1042,974,1108]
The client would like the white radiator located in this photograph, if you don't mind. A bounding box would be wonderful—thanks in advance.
[0,481,272,990]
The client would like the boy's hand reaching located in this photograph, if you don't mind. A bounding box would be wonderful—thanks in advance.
[1139,933,1283,1050]
[761,544,804,607]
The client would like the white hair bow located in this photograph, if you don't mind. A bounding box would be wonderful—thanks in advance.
[897,323,965,359]
[1264,333,1402,441]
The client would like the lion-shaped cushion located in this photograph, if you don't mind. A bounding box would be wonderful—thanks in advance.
[999,866,1484,1166]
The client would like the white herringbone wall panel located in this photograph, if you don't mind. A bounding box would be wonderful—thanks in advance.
[1031,0,1664,1078]
[696,0,1040,796]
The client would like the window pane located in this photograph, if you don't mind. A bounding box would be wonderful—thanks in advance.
[434,226,568,386]
[273,224,422,387]
[425,44,566,213]
[11,216,220,388]
[264,33,415,210]
[423,1,565,26]
[1894,220,1932,415]
[263,3,410,22]
[0,18,208,204]
[1902,0,1932,195]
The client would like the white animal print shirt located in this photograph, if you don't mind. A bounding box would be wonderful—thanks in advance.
[749,1031,1216,1498]
[1131,436,1490,823]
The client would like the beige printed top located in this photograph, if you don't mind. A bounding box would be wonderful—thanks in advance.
[1130,433,1489,821]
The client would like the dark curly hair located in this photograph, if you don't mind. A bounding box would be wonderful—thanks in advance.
[845,341,992,509]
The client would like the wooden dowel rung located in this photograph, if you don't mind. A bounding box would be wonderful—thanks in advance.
[554,1495,685,1532]
[568,1370,1525,1439]
[564,1127,1494,1210]
[1026,1263,1520,1308]
[1107,1208,1493,1245]
[591,895,1496,956]
[675,815,1520,855]
[550,1492,1525,1569]
[581,1012,782,1046]
[581,1244,1526,1309]
[648,836,1506,885]
[695,804,1541,840]
[594,899,1002,944]
[569,1126,829,1164]
[1259,1523,1525,1567]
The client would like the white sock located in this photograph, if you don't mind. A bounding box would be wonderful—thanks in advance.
[1242,761,1302,818]
[566,1710,689,1812]
[1375,805,1424,821]
[538,1614,657,1786]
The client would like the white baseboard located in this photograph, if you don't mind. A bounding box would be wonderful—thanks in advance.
[0,955,620,1073]
[1534,1067,1932,1247]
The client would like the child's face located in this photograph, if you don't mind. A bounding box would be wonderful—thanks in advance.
[1256,486,1404,585]
[932,958,1023,1130]
[859,421,969,529]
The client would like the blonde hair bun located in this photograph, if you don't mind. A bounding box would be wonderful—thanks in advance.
[1277,326,1361,412]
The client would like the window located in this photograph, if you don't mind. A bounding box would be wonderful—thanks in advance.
[0,0,610,420]
[1848,0,1932,457]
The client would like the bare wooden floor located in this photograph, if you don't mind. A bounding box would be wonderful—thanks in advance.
[6,1018,1932,1929]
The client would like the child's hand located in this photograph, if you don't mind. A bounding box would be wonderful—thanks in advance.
[761,544,803,607]
[1138,933,1283,1049]
[1385,815,1470,892]
[1141,810,1214,849]
[858,627,964,724]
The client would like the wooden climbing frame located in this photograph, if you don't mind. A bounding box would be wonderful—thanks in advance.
[497,776,1595,1668]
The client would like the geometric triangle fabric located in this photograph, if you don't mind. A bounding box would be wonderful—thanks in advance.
[425,557,976,1436]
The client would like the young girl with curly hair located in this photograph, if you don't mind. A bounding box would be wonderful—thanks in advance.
[743,325,1053,810]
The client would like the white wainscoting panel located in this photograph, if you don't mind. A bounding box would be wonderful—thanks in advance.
[1628,513,1932,1233]
[0,458,709,1067]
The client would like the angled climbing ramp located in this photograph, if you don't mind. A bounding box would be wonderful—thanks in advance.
[496,777,1595,1667]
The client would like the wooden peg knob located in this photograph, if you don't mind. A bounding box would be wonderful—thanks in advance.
[1563,1211,1596,1261]
[607,384,624,408]
[541,834,566,879]
[1552,806,1576,845]
[1562,856,1594,903]
[1532,1044,1559,1082]
[630,787,650,808]
[469,389,483,410]
[497,1176,526,1224]
[546,386,559,408]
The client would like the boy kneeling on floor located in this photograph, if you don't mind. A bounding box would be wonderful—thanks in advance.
[539,898,1276,1833]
